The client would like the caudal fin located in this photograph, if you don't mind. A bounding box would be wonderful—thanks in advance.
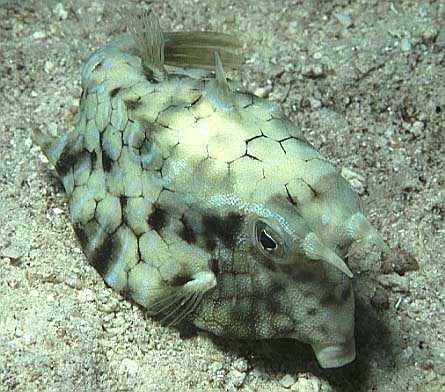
[32,129,63,166]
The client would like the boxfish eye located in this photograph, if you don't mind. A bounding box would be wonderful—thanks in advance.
[259,229,277,251]
[253,220,285,260]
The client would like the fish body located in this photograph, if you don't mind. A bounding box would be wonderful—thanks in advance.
[34,10,387,368]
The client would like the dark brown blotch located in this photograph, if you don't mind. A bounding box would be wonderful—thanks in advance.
[101,150,113,172]
[110,88,121,98]
[171,274,192,287]
[73,223,88,249]
[320,292,337,307]
[140,119,158,138]
[289,264,319,282]
[204,238,217,252]
[147,204,168,232]
[202,212,244,250]
[209,258,220,275]
[91,234,114,276]
[124,99,142,111]
[178,215,196,244]
[55,150,81,177]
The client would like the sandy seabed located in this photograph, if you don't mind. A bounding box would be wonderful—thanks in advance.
[0,1,444,391]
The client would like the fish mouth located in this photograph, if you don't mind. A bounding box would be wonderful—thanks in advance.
[311,338,356,368]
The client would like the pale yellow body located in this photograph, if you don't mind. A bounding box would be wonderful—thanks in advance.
[34,12,387,368]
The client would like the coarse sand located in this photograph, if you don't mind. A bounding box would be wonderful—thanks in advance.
[0,1,443,391]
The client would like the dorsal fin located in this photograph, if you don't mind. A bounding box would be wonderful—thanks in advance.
[125,8,242,77]
[164,31,242,69]
[126,9,166,81]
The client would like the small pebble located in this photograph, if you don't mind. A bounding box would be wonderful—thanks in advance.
[39,153,49,164]
[54,3,68,20]
[333,12,352,28]
[64,275,82,290]
[24,137,33,149]
[73,247,82,254]
[78,288,95,303]
[32,31,46,40]
[410,121,424,135]
[381,247,419,275]
[424,370,437,382]
[56,327,66,338]
[341,167,366,195]
[419,7,428,18]
[377,274,409,293]
[47,122,58,137]
[100,301,120,313]
[228,369,246,388]
[2,245,22,261]
[232,358,249,372]
[403,346,414,360]
[280,374,295,388]
[209,361,224,373]
[400,38,412,52]
[309,97,322,109]
[254,85,273,98]
[301,63,325,78]
[44,60,55,74]
[421,26,438,44]
[7,279,20,289]
[119,358,139,377]
[291,374,323,392]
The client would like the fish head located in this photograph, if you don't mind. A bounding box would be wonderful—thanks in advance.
[191,192,356,368]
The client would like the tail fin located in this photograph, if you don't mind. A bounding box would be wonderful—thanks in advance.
[125,8,242,79]
[32,129,61,166]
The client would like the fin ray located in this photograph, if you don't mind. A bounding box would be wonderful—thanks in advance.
[125,9,242,73]
[126,8,166,80]
[165,31,241,48]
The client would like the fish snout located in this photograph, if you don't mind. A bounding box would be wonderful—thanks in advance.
[311,337,356,368]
